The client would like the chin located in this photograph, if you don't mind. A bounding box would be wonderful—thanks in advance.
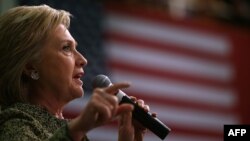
[74,89,84,98]
[68,89,84,100]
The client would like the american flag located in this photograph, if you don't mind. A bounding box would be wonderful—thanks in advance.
[65,5,242,141]
[83,5,241,141]
[15,1,249,141]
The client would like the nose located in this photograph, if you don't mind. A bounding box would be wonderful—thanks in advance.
[76,51,87,67]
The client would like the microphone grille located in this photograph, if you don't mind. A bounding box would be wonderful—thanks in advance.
[92,74,111,88]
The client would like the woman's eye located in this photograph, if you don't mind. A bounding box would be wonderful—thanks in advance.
[62,45,73,55]
[63,45,71,52]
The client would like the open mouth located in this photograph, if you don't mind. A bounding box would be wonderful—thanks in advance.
[73,73,84,85]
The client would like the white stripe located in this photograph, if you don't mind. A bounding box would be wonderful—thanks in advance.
[104,13,231,56]
[110,71,237,108]
[105,41,234,82]
[87,126,221,141]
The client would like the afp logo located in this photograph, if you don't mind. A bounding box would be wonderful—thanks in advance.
[224,125,250,141]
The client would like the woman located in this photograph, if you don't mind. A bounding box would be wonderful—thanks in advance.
[0,5,149,141]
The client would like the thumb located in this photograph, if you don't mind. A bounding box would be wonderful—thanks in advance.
[118,108,134,141]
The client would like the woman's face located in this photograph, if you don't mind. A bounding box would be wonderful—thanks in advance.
[35,24,87,103]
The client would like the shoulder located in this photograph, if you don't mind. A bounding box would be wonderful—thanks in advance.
[0,117,48,141]
[0,103,51,140]
[0,103,71,141]
[0,103,43,127]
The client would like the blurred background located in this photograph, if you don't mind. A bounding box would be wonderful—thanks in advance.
[1,0,249,141]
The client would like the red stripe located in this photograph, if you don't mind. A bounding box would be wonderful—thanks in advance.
[167,124,222,139]
[104,31,232,63]
[108,61,233,89]
[167,125,222,140]
[104,3,248,36]
[92,123,223,139]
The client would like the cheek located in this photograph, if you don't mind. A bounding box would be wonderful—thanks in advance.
[54,60,74,80]
[40,58,74,83]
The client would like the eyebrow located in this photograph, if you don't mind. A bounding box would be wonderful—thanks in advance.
[62,39,78,47]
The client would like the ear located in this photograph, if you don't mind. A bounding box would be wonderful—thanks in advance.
[23,62,36,76]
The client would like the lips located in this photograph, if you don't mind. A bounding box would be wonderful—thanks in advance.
[73,73,83,79]
[73,71,84,85]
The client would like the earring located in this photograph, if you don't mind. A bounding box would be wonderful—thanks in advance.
[31,70,39,80]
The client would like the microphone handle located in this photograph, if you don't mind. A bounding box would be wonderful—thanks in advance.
[119,94,171,140]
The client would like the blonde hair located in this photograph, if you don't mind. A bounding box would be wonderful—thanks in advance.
[0,5,71,106]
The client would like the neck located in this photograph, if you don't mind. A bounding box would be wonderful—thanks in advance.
[29,93,65,119]
[28,83,69,119]
[34,99,65,119]
[39,101,65,119]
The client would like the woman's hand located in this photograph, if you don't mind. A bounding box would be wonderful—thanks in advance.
[68,83,133,141]
[118,97,150,141]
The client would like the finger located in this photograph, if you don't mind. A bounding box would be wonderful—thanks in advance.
[94,87,119,106]
[143,105,150,112]
[136,99,144,107]
[91,100,113,125]
[101,98,117,118]
[151,112,157,118]
[136,99,150,112]
[130,96,137,102]
[118,110,134,141]
[102,93,119,115]
[104,82,130,95]
[119,110,132,126]
[102,93,118,105]
[116,103,134,116]
[94,87,119,115]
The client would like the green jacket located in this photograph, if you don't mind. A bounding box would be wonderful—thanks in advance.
[0,103,88,141]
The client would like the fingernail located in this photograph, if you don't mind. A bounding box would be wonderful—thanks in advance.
[151,113,157,117]
[130,96,137,101]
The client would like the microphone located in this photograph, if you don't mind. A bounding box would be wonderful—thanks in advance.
[92,74,171,140]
